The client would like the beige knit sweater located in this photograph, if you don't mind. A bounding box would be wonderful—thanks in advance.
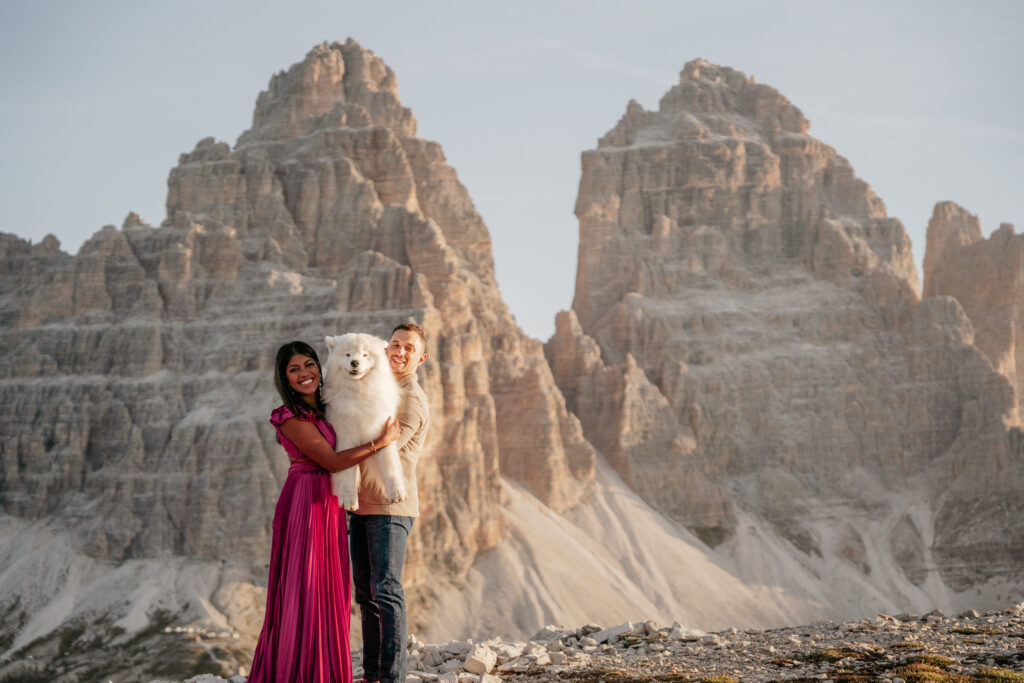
[352,373,428,517]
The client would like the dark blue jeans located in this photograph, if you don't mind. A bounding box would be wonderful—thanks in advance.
[348,513,414,683]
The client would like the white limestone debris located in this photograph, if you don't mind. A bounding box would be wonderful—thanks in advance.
[141,604,1024,682]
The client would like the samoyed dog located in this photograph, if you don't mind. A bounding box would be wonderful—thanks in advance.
[323,332,407,511]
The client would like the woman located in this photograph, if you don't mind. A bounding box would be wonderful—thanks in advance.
[249,340,400,682]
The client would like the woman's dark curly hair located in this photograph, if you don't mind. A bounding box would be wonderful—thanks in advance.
[274,341,326,419]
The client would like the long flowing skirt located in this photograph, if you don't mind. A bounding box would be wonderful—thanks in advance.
[249,465,352,683]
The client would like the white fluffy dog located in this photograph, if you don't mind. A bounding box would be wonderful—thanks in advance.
[323,332,407,511]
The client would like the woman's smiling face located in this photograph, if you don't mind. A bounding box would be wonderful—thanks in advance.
[286,353,321,403]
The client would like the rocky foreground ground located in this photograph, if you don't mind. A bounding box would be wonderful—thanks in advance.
[168,604,1024,683]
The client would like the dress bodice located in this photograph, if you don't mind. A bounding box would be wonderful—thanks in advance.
[269,404,337,471]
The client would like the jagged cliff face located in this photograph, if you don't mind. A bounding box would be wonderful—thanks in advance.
[923,201,1023,422]
[0,40,594,650]
[919,201,1024,592]
[2,45,1022,678]
[548,59,1023,605]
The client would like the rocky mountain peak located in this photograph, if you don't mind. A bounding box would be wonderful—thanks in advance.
[675,58,807,133]
[555,56,1022,611]
[922,200,984,295]
[600,59,809,149]
[923,200,1023,421]
[122,211,153,229]
[0,39,593,663]
[581,58,915,332]
[31,233,63,255]
[1,43,1021,680]
[238,39,415,147]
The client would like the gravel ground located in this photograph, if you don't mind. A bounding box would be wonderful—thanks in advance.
[487,605,1024,683]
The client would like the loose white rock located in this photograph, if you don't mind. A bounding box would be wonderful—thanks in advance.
[523,643,547,657]
[463,645,497,675]
[443,640,472,657]
[497,656,531,673]
[531,624,565,642]
[492,642,525,663]
[423,645,444,667]
[438,659,464,673]
[592,622,634,644]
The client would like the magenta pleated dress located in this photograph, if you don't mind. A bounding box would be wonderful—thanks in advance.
[249,405,353,683]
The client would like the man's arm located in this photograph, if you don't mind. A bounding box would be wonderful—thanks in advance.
[395,388,427,453]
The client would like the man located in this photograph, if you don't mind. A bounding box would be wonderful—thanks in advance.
[350,321,429,683]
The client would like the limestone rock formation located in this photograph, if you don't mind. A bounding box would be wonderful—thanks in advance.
[0,39,594,663]
[3,43,1022,682]
[923,200,1023,421]
[548,59,1023,610]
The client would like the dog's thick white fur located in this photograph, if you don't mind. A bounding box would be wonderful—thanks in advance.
[323,333,406,511]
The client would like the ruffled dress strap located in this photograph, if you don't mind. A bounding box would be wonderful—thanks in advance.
[270,404,315,428]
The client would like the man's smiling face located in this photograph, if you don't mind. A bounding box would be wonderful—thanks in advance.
[387,328,426,380]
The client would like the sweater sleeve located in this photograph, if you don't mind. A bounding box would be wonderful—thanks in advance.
[395,386,428,454]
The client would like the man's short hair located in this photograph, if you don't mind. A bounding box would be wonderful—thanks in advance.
[391,321,427,352]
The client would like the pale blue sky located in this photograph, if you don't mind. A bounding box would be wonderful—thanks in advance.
[2,1,1021,339]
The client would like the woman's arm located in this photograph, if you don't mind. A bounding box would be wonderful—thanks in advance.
[279,416,400,473]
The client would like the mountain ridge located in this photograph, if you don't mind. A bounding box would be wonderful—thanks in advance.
[0,42,1021,682]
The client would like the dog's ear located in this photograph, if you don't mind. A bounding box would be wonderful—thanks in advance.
[325,336,335,351]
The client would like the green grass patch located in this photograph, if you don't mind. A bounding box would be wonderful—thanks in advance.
[771,657,800,668]
[893,662,972,683]
[558,670,690,682]
[952,627,1004,636]
[977,668,1024,683]
[828,671,875,683]
[906,655,954,668]
[805,647,870,663]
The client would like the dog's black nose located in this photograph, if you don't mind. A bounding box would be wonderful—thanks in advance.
[351,360,359,367]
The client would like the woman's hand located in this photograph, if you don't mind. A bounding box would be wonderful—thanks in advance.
[375,416,401,449]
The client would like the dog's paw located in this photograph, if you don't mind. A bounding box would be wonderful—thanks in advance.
[336,489,360,511]
[388,485,408,504]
